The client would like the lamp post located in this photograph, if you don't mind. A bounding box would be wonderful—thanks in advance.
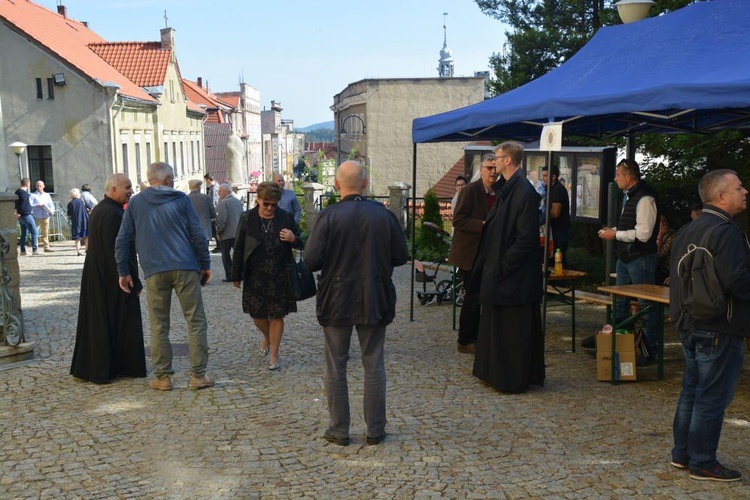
[337,114,367,165]
[614,0,654,24]
[9,141,27,181]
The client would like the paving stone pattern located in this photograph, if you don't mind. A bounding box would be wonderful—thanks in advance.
[2,243,750,498]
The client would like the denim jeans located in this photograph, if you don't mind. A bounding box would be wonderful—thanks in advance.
[672,331,744,470]
[18,214,38,252]
[146,270,209,378]
[615,253,659,355]
[322,324,387,439]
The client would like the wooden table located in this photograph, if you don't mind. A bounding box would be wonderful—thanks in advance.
[597,284,670,381]
[546,269,587,352]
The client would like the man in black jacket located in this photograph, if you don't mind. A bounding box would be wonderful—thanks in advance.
[306,161,408,447]
[669,169,750,482]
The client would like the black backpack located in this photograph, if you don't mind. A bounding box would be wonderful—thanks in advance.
[675,221,729,326]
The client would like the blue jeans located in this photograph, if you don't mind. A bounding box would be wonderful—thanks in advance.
[322,324,387,439]
[18,215,38,252]
[672,331,744,470]
[615,254,659,355]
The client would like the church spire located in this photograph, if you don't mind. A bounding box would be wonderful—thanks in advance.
[438,12,454,78]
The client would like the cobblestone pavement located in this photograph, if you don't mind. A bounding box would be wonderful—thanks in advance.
[2,242,750,498]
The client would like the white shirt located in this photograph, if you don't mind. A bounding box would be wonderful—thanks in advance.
[613,195,657,243]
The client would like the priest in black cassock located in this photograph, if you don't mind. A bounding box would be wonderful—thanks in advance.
[471,142,545,393]
[70,173,146,384]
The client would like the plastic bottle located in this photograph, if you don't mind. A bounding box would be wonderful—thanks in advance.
[554,248,563,275]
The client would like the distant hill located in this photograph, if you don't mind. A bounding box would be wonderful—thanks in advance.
[296,121,334,132]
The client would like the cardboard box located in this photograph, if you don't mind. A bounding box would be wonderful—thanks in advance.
[596,333,637,381]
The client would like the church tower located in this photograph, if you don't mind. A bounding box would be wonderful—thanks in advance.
[437,12,454,78]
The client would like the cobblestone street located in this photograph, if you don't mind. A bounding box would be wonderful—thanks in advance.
[2,242,750,498]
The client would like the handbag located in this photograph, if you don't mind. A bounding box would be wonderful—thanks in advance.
[288,252,316,301]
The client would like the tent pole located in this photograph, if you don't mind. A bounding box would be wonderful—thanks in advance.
[410,143,417,321]
[541,151,553,339]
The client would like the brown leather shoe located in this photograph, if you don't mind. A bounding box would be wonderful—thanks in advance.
[457,342,476,354]
[189,374,215,390]
[148,376,173,391]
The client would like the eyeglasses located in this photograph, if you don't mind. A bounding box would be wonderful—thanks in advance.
[483,165,498,172]
[261,201,277,208]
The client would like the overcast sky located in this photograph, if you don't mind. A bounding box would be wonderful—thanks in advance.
[39,0,507,128]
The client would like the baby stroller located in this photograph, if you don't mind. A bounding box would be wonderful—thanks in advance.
[414,222,465,306]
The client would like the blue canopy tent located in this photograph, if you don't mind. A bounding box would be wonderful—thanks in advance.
[413,0,750,144]
[407,0,750,327]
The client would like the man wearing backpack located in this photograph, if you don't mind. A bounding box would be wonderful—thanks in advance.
[669,169,750,482]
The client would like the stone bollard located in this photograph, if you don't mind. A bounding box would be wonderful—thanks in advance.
[388,183,410,232]
[303,185,317,234]
[0,192,32,363]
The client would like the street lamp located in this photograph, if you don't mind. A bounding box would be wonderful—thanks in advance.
[615,0,654,24]
[9,141,27,181]
[337,114,366,165]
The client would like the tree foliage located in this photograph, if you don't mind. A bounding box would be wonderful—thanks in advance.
[476,0,750,230]
[478,0,701,95]
[303,128,334,143]
[414,190,448,261]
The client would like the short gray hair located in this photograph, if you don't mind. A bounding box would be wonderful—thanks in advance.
[699,169,738,204]
[480,153,496,163]
[69,188,80,198]
[147,162,173,183]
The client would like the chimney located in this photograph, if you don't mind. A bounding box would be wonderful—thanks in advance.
[57,5,67,18]
[197,77,202,89]
[82,21,88,27]
[160,27,175,50]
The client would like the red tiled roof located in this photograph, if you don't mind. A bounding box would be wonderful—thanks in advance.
[182,79,234,122]
[432,155,466,199]
[0,1,154,102]
[214,93,240,108]
[88,42,169,87]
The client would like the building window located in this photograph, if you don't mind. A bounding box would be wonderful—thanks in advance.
[122,143,129,179]
[191,141,196,173]
[164,141,169,163]
[196,141,201,172]
[135,143,142,184]
[180,141,185,177]
[27,145,54,192]
[47,78,55,100]
[36,78,43,99]
[172,142,178,176]
[146,143,152,168]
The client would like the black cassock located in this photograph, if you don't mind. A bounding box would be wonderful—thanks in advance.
[70,196,146,383]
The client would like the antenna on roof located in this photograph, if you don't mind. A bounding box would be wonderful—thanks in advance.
[163,10,169,28]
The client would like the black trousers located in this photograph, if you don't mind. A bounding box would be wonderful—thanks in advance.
[220,238,235,280]
[457,268,481,345]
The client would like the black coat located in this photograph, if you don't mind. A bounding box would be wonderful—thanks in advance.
[231,207,302,283]
[70,196,146,383]
[305,195,408,327]
[669,205,750,337]
[472,169,543,306]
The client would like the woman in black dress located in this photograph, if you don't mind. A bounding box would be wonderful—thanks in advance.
[231,182,302,370]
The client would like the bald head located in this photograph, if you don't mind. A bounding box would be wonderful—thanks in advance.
[335,161,367,197]
[105,173,133,205]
